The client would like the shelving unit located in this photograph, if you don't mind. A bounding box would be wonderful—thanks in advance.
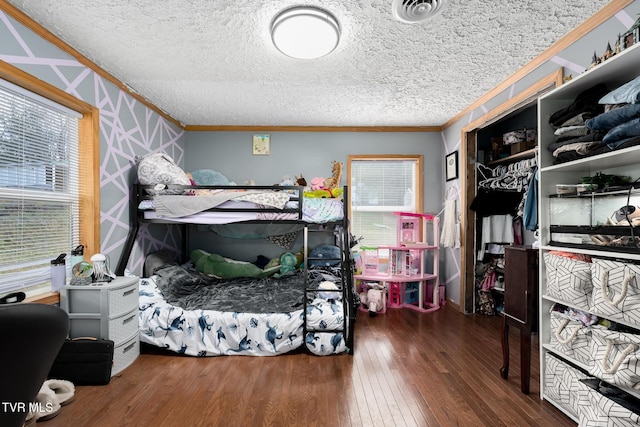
[60,276,140,376]
[355,212,441,313]
[538,42,640,422]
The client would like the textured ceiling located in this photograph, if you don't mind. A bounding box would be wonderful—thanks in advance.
[6,0,610,127]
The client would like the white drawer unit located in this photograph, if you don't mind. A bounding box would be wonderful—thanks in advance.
[60,276,140,376]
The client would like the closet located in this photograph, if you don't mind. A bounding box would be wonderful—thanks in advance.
[473,109,538,316]
[460,70,563,314]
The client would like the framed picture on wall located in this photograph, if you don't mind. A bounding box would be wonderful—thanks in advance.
[445,151,458,181]
[252,134,270,155]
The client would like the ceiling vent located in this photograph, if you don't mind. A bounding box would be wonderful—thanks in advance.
[392,0,450,23]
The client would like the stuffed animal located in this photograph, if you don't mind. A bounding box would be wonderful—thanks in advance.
[278,176,295,186]
[317,281,341,300]
[273,252,298,278]
[367,288,384,316]
[304,188,343,199]
[323,161,343,189]
[309,245,341,267]
[192,250,276,279]
[310,177,325,191]
[295,174,307,187]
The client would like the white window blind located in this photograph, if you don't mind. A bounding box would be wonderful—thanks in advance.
[350,158,418,247]
[0,79,81,294]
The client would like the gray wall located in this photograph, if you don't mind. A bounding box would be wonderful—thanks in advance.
[185,131,442,192]
[184,131,443,261]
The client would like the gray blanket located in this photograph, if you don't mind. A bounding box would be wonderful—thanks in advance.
[154,264,315,313]
[153,191,291,218]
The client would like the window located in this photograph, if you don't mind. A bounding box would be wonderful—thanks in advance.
[348,155,423,247]
[0,79,82,295]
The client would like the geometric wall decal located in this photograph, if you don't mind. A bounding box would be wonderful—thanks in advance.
[0,10,185,277]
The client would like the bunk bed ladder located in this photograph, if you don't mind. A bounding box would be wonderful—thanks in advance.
[302,185,356,355]
[115,184,141,276]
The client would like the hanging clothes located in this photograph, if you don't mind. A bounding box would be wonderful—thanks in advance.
[441,186,459,248]
[523,167,539,231]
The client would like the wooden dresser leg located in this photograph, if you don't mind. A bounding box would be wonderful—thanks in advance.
[500,315,509,379]
[520,329,531,394]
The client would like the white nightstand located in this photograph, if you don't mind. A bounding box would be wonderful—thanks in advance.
[60,276,140,376]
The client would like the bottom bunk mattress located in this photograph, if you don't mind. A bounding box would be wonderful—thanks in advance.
[138,264,348,356]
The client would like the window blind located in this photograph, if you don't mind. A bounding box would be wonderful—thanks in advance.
[351,159,418,247]
[0,79,81,294]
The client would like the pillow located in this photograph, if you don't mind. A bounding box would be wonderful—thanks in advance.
[189,169,230,186]
[136,153,191,187]
[599,75,640,105]
[309,245,341,267]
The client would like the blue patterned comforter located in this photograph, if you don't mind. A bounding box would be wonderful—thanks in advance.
[138,266,347,356]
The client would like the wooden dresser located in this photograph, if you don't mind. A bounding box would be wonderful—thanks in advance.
[499,245,538,394]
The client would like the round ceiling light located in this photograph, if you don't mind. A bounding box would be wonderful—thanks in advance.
[271,6,340,60]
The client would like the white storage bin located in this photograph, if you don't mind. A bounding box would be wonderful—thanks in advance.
[549,309,592,367]
[544,353,590,419]
[590,258,640,325]
[544,251,593,309]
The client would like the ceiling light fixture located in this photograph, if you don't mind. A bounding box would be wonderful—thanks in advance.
[271,6,340,60]
[392,0,450,23]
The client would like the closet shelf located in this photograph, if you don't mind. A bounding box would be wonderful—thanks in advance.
[550,224,640,235]
[487,147,537,166]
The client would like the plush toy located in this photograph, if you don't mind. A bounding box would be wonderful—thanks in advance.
[366,288,384,317]
[359,282,384,317]
[304,188,344,199]
[310,177,325,191]
[323,161,343,189]
[309,245,341,267]
[278,176,295,186]
[191,250,277,279]
[295,174,307,187]
[318,281,341,300]
[273,252,298,278]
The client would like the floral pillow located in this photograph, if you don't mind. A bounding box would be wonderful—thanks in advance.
[136,153,191,194]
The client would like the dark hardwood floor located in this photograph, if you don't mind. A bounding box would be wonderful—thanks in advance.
[43,306,574,427]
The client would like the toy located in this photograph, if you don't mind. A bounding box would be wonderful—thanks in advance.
[273,252,297,278]
[323,161,343,189]
[191,250,278,279]
[278,176,295,186]
[359,282,385,317]
[317,281,341,300]
[304,188,344,199]
[309,245,341,267]
[310,177,325,191]
[295,174,307,186]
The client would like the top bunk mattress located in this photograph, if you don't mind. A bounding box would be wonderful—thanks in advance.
[138,186,345,224]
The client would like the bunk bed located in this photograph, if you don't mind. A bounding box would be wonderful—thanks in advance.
[117,182,357,357]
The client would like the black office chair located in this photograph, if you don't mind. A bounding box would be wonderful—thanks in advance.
[0,303,69,427]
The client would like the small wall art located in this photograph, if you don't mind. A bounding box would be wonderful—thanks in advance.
[445,151,458,181]
[252,134,270,155]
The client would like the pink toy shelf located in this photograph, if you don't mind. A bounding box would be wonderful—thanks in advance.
[353,211,443,313]
[394,211,438,247]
